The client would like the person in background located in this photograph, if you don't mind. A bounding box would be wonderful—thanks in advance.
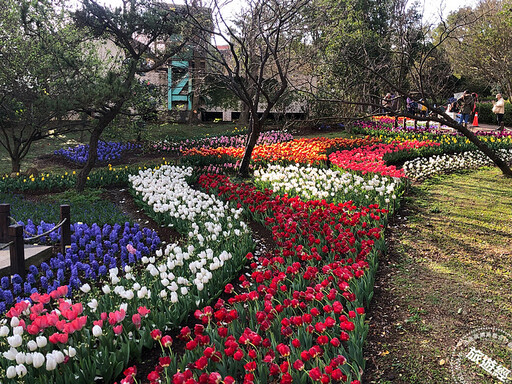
[470,92,478,125]
[407,96,417,114]
[418,99,428,118]
[492,93,505,131]
[456,90,475,128]
[382,93,392,114]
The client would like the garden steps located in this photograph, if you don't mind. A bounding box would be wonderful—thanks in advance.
[0,244,52,276]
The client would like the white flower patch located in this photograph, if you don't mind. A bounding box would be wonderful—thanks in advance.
[129,165,249,248]
[125,165,253,309]
[403,148,512,180]
[254,163,401,206]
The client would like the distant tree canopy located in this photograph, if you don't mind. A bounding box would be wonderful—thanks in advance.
[0,0,89,173]
[0,0,187,178]
[440,0,512,98]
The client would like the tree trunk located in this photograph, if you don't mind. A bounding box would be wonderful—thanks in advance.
[76,127,102,192]
[239,104,250,126]
[11,156,21,174]
[238,118,261,178]
[456,122,512,177]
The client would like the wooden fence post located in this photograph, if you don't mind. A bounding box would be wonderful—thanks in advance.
[60,205,71,255]
[0,204,10,243]
[9,225,25,278]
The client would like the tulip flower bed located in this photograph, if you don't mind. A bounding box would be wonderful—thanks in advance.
[127,173,388,384]
[152,130,294,154]
[181,137,380,165]
[329,140,439,177]
[354,120,439,135]
[0,221,160,314]
[403,148,512,180]
[128,164,254,304]
[54,141,141,166]
[128,165,251,252]
[0,169,257,383]
[254,163,403,211]
[4,126,512,384]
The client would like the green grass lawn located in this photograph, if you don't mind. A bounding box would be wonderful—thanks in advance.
[0,122,244,175]
[366,167,512,383]
[1,189,131,226]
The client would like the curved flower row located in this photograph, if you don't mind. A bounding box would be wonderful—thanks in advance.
[128,165,250,252]
[182,137,380,165]
[153,130,294,154]
[403,148,512,180]
[329,140,440,178]
[54,141,140,165]
[145,173,387,383]
[254,163,403,210]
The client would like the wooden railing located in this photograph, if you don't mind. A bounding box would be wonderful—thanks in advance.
[0,204,71,277]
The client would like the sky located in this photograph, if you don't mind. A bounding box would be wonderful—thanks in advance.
[81,0,479,23]
[420,0,479,22]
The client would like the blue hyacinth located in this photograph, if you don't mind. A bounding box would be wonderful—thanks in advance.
[0,219,160,315]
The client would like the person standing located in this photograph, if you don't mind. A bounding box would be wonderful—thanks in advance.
[457,91,475,128]
[470,92,478,125]
[382,93,392,114]
[492,93,505,131]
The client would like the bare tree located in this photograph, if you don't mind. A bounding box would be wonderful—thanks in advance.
[184,0,310,177]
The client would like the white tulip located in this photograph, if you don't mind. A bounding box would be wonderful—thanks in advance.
[102,285,111,294]
[16,363,27,377]
[6,365,16,378]
[25,353,33,365]
[10,317,19,327]
[45,355,57,371]
[4,347,17,360]
[27,340,37,351]
[65,346,77,358]
[32,352,45,368]
[80,283,91,293]
[0,325,9,336]
[36,336,47,348]
[88,299,98,311]
[8,334,22,348]
[53,350,65,364]
[15,352,26,364]
[92,325,102,337]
